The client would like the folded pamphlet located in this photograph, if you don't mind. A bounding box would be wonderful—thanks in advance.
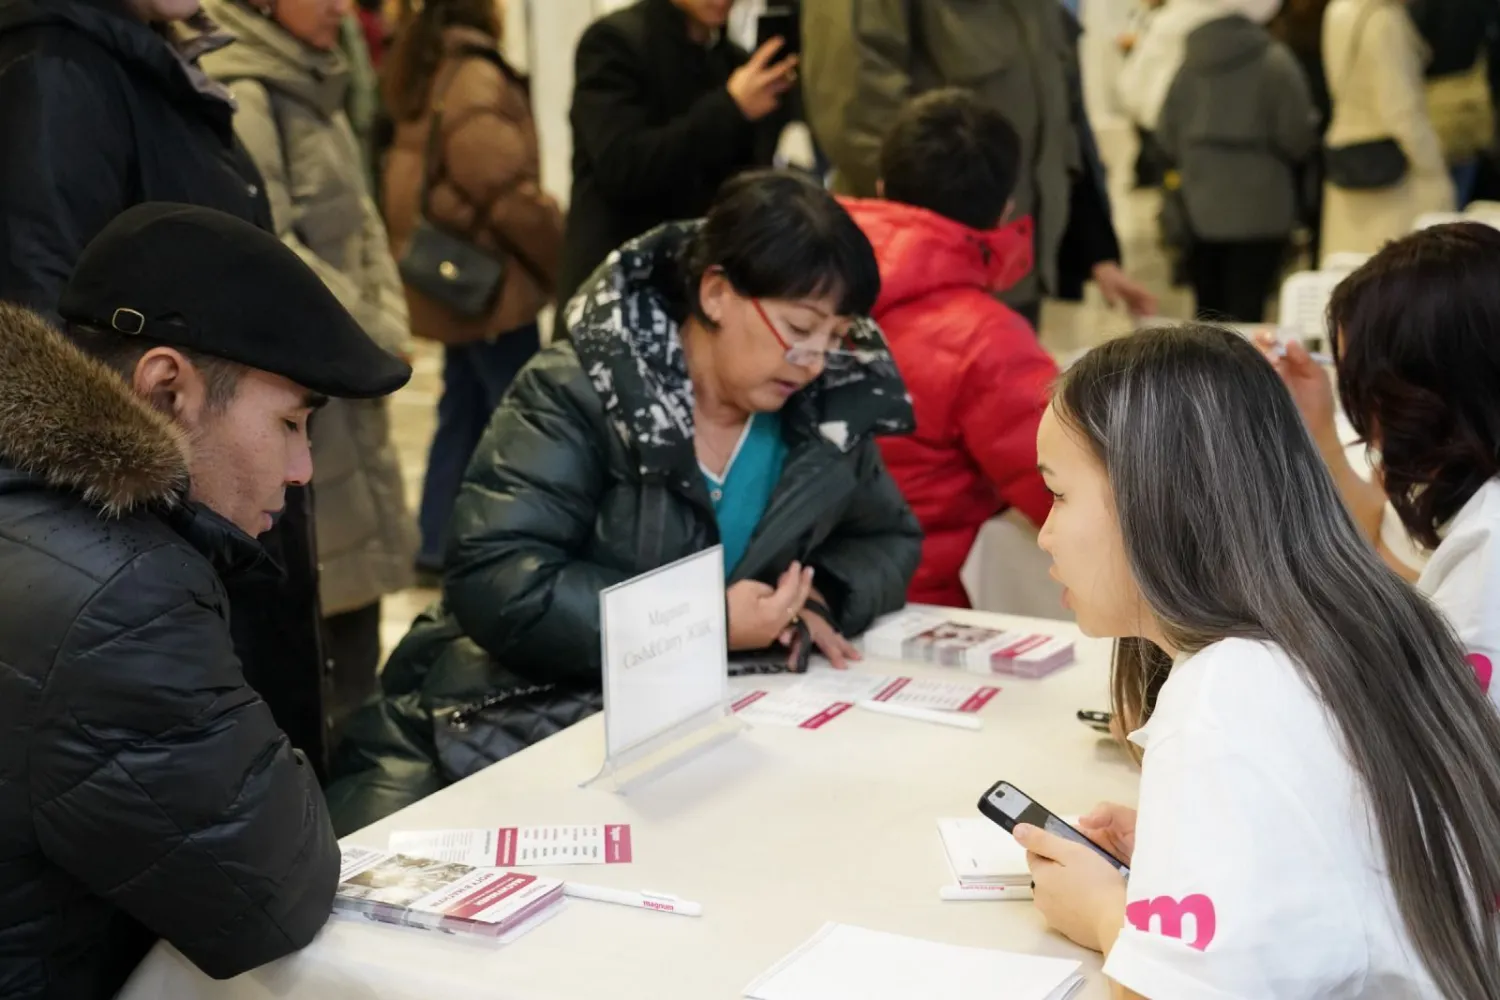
[864,610,1075,678]
[744,922,1084,1000]
[333,845,565,940]
[731,670,998,728]
[388,824,633,867]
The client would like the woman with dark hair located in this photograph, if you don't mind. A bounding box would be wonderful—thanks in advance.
[326,170,922,832]
[381,0,564,581]
[1017,325,1500,999]
[1267,223,1500,704]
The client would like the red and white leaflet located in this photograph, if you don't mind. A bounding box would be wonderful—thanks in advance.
[729,671,998,727]
[388,825,633,868]
[869,677,1000,713]
[732,688,855,729]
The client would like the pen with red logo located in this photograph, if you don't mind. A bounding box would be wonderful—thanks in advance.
[564,882,703,917]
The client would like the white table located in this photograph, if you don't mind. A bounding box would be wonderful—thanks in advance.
[121,611,1138,1000]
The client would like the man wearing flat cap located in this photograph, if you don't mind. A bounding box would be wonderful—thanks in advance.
[0,203,410,999]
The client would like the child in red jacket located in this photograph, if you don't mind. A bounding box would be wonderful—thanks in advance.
[843,89,1058,608]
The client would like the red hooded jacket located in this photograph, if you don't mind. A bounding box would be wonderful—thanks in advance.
[843,198,1057,608]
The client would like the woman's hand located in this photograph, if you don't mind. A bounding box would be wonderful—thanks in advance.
[1076,803,1137,865]
[727,563,813,651]
[1254,331,1339,451]
[1092,262,1158,318]
[795,589,862,670]
[1015,823,1128,955]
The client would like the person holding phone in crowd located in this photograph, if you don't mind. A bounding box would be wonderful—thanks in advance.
[557,0,797,306]
[1262,223,1500,711]
[326,172,921,834]
[1018,325,1500,998]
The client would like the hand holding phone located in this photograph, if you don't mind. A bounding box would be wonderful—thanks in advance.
[755,6,800,57]
[1076,803,1137,864]
[977,780,1130,876]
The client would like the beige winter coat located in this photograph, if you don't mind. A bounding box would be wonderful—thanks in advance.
[203,0,417,616]
[1320,0,1454,261]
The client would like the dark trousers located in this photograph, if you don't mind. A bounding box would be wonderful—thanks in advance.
[1189,240,1286,324]
[322,599,383,750]
[417,324,541,570]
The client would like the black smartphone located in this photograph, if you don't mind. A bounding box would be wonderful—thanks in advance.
[755,6,800,57]
[1077,709,1113,734]
[977,780,1130,876]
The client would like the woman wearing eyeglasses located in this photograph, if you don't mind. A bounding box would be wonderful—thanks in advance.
[325,170,922,832]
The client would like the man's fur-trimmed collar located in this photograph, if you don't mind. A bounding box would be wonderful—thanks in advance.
[0,303,189,515]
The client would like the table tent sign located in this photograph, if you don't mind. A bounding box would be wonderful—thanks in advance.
[585,546,742,792]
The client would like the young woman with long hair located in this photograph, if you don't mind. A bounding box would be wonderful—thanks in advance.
[1267,222,1500,707]
[1016,325,1500,998]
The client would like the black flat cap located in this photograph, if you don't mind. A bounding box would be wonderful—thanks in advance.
[59,203,411,399]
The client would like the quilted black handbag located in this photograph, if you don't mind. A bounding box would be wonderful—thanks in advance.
[397,45,511,317]
[435,682,603,783]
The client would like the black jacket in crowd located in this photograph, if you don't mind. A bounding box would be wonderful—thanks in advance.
[0,306,339,1000]
[326,221,922,833]
[557,0,787,306]
[0,0,331,774]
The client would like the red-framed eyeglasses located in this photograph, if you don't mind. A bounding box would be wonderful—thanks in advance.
[750,298,855,370]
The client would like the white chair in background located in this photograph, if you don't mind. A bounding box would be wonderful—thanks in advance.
[1462,202,1500,230]
[960,510,1071,622]
[1320,252,1369,274]
[1278,270,1345,344]
[1413,211,1468,231]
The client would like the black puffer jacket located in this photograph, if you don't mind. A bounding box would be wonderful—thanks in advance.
[0,0,330,773]
[327,221,922,833]
[0,306,339,999]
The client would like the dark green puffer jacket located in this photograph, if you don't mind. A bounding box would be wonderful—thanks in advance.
[328,221,922,833]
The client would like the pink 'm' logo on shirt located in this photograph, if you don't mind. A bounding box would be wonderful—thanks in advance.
[1467,654,1493,694]
[1126,894,1217,951]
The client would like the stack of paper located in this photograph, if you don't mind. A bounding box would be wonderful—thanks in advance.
[937,817,1031,890]
[864,610,1075,678]
[333,846,565,940]
[744,923,1084,1000]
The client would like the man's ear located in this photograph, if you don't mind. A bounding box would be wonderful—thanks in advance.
[132,347,205,424]
[875,178,885,198]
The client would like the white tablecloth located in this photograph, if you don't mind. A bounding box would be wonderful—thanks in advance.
[120,611,1136,1000]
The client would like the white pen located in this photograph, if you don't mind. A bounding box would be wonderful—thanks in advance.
[939,884,1032,902]
[1271,342,1334,366]
[854,699,983,730]
[564,882,703,917]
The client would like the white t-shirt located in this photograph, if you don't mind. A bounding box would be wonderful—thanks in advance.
[1103,639,1439,999]
[1417,478,1500,708]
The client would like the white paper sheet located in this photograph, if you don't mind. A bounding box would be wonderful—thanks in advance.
[743,923,1084,1000]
